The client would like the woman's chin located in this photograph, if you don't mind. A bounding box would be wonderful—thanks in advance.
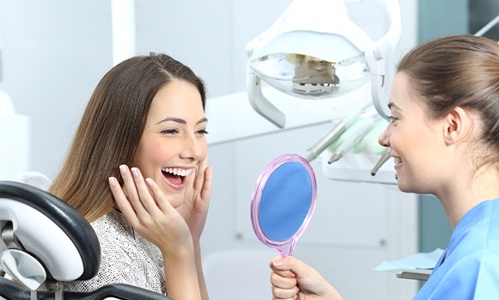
[396,179,411,193]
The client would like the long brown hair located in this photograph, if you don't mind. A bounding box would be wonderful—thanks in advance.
[397,34,499,170]
[49,53,206,222]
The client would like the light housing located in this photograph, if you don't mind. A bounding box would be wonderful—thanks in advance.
[246,0,401,128]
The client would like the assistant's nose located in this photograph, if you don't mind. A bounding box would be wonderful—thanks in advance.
[378,124,390,148]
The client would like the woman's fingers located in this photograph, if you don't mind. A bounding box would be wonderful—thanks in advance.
[119,165,148,214]
[192,162,203,194]
[110,165,164,227]
[199,165,213,203]
[271,273,299,300]
[109,176,130,212]
[109,166,142,229]
[145,176,174,214]
[271,285,299,300]
[191,158,212,202]
[271,271,298,288]
[129,167,165,215]
[109,165,193,255]
[269,256,298,299]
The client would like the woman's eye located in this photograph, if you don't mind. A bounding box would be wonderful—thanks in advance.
[197,129,209,135]
[161,129,178,134]
[388,116,398,123]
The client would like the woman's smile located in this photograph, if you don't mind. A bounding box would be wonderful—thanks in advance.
[161,167,193,190]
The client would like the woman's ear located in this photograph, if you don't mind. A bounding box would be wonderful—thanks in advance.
[443,106,475,145]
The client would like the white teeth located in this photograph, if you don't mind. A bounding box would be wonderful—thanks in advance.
[394,157,401,164]
[162,168,192,177]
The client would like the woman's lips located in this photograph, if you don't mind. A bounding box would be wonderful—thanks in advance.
[161,167,193,190]
[163,174,187,190]
[393,156,402,170]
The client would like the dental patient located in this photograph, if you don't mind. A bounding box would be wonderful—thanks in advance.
[49,53,211,300]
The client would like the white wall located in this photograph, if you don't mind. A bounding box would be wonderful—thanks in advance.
[0,0,295,178]
[0,0,113,178]
[0,0,420,299]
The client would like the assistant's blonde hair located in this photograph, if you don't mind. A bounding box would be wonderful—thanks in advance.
[397,35,499,171]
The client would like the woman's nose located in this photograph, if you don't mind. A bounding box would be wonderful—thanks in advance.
[378,126,390,148]
[180,134,206,161]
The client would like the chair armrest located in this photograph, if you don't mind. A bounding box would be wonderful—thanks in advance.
[0,277,173,300]
[65,283,174,300]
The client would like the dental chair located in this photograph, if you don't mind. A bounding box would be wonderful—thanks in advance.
[0,180,172,300]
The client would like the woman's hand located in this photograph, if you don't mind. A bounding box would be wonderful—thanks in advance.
[110,164,205,299]
[109,165,193,255]
[270,256,344,300]
[176,158,213,246]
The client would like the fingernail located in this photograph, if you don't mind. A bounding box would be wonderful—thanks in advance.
[108,177,116,187]
[273,258,284,267]
[119,164,127,174]
[131,167,139,178]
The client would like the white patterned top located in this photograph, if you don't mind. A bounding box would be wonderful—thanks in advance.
[64,209,166,295]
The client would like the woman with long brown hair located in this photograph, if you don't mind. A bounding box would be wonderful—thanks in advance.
[51,53,211,300]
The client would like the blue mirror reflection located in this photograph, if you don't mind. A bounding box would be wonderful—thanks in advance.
[259,161,313,242]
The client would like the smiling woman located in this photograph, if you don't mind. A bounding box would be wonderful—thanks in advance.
[48,53,212,300]
[131,80,208,206]
[268,34,499,300]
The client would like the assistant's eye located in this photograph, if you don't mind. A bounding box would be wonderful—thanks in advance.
[388,116,399,124]
[197,129,209,135]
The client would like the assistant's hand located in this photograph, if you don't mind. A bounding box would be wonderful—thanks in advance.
[176,157,213,246]
[109,165,193,255]
[270,256,344,300]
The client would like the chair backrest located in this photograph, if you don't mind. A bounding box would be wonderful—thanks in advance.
[0,180,172,300]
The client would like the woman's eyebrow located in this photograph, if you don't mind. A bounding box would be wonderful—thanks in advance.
[387,102,401,111]
[155,117,208,125]
[197,117,208,125]
[156,117,186,125]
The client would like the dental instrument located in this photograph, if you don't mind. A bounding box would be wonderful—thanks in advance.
[371,148,391,176]
[304,120,346,162]
[304,103,372,162]
[328,116,379,164]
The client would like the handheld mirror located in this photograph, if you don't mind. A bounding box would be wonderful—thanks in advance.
[250,154,317,257]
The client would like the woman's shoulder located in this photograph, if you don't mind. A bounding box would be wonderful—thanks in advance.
[92,209,134,235]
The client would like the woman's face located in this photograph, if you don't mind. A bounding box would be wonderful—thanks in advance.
[378,72,447,194]
[133,80,208,208]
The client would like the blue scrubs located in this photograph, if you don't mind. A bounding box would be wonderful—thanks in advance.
[414,197,499,299]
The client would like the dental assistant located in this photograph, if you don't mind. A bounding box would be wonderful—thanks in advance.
[49,53,211,300]
[269,35,499,299]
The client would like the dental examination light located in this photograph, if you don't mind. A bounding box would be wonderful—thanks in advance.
[246,0,402,129]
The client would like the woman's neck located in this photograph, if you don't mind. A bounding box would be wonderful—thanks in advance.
[438,166,499,229]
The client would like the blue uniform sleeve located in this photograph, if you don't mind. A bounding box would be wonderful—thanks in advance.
[414,249,499,299]
[474,249,499,299]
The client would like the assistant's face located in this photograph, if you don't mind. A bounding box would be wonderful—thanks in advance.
[378,72,446,194]
[133,80,208,208]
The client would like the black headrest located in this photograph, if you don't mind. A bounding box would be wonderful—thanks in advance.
[0,181,100,280]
